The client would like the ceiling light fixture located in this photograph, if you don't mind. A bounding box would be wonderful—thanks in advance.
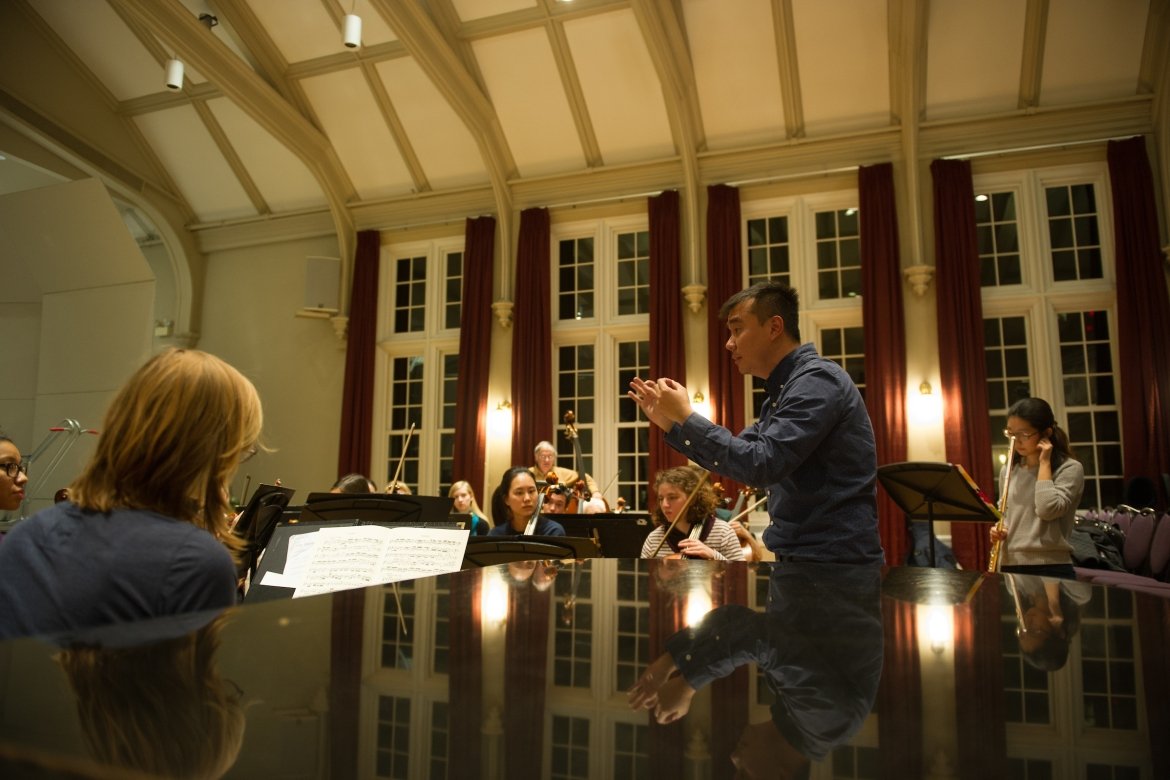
[343,5,362,49]
[164,58,184,90]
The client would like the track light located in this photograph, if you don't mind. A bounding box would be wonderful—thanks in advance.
[343,13,362,49]
[165,58,184,91]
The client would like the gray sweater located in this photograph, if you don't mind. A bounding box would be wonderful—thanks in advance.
[998,458,1084,566]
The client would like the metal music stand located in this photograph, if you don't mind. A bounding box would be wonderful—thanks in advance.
[877,462,1001,568]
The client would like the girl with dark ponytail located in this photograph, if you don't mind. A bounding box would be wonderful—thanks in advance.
[990,398,1084,579]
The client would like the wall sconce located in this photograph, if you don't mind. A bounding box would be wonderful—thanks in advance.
[909,379,942,427]
[489,399,512,438]
[691,390,712,421]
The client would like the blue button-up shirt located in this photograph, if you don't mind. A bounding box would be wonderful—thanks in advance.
[665,343,882,563]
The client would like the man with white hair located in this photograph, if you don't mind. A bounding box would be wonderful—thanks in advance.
[530,441,607,514]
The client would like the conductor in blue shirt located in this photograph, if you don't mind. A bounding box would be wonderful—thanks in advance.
[628,281,882,564]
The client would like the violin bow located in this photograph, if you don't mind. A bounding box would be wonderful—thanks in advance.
[387,422,416,492]
[651,471,710,557]
[726,495,768,526]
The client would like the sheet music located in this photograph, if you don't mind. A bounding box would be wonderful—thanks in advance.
[288,525,469,598]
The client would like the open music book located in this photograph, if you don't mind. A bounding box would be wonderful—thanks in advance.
[258,525,469,598]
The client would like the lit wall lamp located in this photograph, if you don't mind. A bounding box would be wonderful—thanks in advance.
[909,379,942,427]
[691,390,712,420]
[489,399,512,438]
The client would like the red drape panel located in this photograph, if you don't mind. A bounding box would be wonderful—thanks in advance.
[453,217,496,499]
[649,190,688,481]
[503,582,552,778]
[329,589,365,779]
[706,184,746,494]
[710,565,749,780]
[1137,596,1170,778]
[877,595,922,780]
[859,163,910,566]
[1107,137,1170,508]
[646,561,686,777]
[448,572,484,780]
[510,208,553,466]
[953,581,1005,780]
[931,159,994,571]
[337,230,381,478]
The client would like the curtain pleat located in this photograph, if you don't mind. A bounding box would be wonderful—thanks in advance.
[337,230,381,478]
[859,163,910,565]
[1107,137,1170,508]
[931,159,994,570]
[953,582,1006,780]
[503,582,552,777]
[710,565,749,780]
[877,595,922,779]
[649,190,689,484]
[510,208,553,467]
[453,216,496,500]
[448,572,484,779]
[706,185,746,494]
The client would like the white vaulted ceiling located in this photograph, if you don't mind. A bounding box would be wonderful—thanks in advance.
[0,0,1166,290]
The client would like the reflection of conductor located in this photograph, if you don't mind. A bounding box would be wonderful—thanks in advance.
[628,562,883,777]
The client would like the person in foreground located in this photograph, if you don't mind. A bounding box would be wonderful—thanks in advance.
[487,466,566,537]
[990,397,1083,580]
[0,348,263,640]
[641,466,744,560]
[628,281,882,563]
[628,561,883,779]
[0,433,29,513]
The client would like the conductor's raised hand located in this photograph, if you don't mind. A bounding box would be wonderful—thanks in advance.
[628,377,671,431]
[627,651,678,710]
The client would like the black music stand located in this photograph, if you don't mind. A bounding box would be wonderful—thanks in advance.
[233,483,296,582]
[298,492,453,525]
[461,536,601,568]
[557,513,654,557]
[877,462,1001,568]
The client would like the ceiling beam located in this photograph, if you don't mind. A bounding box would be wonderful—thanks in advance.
[772,0,804,139]
[888,0,929,267]
[1017,0,1049,109]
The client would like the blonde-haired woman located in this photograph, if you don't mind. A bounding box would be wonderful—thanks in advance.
[641,466,744,561]
[0,348,263,639]
[448,480,490,535]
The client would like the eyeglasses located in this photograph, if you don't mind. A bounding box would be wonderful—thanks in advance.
[1,461,28,479]
[1003,429,1040,441]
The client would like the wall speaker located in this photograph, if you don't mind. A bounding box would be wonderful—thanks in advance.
[304,256,341,312]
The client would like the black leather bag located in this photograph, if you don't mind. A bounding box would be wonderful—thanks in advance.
[1070,519,1126,571]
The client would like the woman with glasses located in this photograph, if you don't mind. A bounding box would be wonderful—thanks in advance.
[0,348,263,640]
[990,397,1083,580]
[0,433,29,513]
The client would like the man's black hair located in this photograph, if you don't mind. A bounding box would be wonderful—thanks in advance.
[718,280,801,342]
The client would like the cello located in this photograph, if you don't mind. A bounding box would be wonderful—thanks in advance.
[562,410,609,512]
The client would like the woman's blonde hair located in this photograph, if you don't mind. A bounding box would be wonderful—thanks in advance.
[652,466,716,528]
[448,480,484,516]
[58,616,245,779]
[70,348,262,557]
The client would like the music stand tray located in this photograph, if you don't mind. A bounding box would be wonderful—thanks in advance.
[556,513,653,557]
[877,462,1001,568]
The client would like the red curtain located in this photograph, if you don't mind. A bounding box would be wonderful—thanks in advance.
[646,562,686,776]
[1137,596,1170,778]
[1107,137,1170,508]
[706,184,746,494]
[337,230,381,478]
[859,163,910,565]
[453,217,496,499]
[448,572,483,779]
[503,581,552,777]
[649,190,688,480]
[877,596,922,779]
[931,159,994,571]
[953,581,1006,780]
[510,208,553,466]
[710,565,749,780]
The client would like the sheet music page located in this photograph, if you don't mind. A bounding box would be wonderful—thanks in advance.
[293,525,470,598]
[257,531,320,588]
[373,527,469,586]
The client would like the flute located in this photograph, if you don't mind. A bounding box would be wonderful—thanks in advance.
[987,434,1015,573]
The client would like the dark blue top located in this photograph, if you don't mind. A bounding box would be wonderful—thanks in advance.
[0,503,238,640]
[666,561,883,760]
[487,517,566,537]
[666,343,882,563]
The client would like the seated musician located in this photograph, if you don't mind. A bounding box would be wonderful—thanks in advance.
[640,466,744,561]
[0,348,262,640]
[487,466,566,537]
[330,473,376,494]
[529,441,606,514]
[448,480,491,535]
[540,484,569,514]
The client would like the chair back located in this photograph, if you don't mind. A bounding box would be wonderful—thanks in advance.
[1147,513,1170,582]
[1122,512,1156,574]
